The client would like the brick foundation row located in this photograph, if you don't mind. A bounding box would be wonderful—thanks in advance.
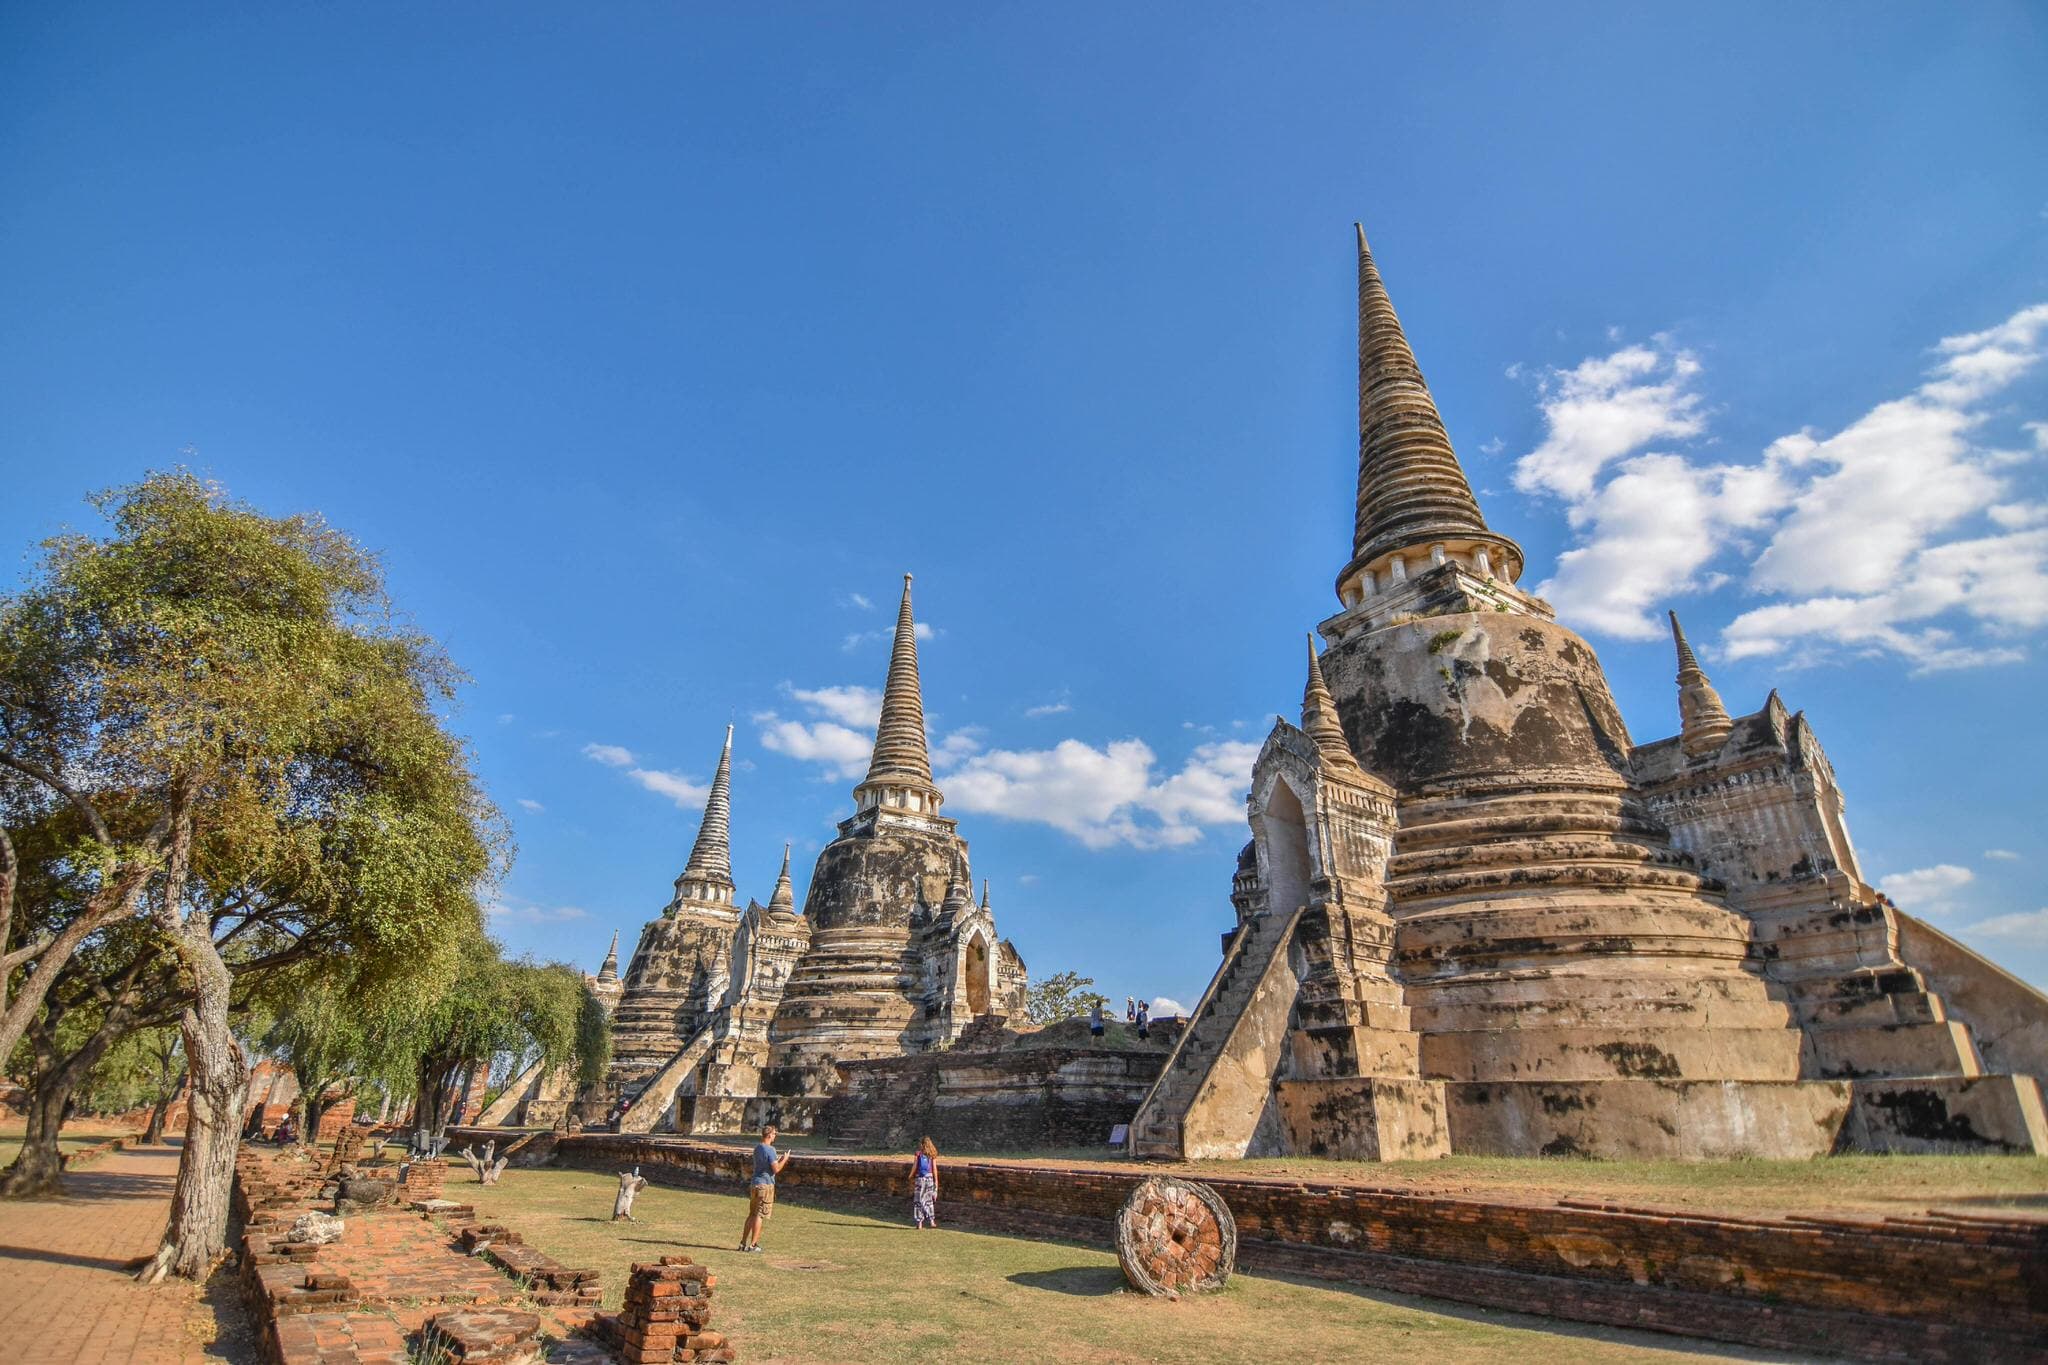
[232,1143,634,1363]
[519,1130,2045,1363]
[59,1134,134,1169]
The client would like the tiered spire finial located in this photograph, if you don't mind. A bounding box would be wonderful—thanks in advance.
[768,842,796,913]
[1337,224,1524,603]
[1669,611,1734,756]
[1302,636,1363,773]
[980,879,990,911]
[854,575,944,813]
[598,930,620,983]
[676,725,736,898]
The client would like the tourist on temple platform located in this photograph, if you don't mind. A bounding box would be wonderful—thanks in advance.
[1125,996,1136,1022]
[1089,1000,1106,1041]
[908,1136,941,1229]
[738,1123,788,1253]
[1136,1000,1150,1041]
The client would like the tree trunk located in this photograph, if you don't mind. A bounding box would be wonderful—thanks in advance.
[139,1001,246,1282]
[141,803,249,1283]
[0,1060,75,1198]
[143,1068,184,1145]
[2,1001,133,1198]
[412,1056,464,1150]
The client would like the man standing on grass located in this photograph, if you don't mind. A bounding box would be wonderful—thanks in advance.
[739,1123,788,1253]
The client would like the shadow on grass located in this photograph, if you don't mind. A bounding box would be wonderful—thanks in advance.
[812,1219,907,1230]
[1006,1266,1126,1297]
[622,1237,751,1254]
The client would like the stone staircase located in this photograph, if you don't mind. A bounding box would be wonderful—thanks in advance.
[817,1061,936,1150]
[1129,904,1304,1160]
[616,1022,720,1133]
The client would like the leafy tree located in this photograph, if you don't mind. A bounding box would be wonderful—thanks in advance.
[575,985,612,1090]
[0,472,498,1278]
[389,930,603,1145]
[1024,970,1109,1024]
[260,967,370,1146]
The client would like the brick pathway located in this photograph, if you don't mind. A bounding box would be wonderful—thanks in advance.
[0,1143,231,1363]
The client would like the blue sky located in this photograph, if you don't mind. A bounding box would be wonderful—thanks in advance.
[5,4,2047,1004]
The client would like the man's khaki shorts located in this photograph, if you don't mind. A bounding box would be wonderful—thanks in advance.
[748,1183,775,1220]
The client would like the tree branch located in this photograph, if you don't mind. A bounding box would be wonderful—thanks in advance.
[0,751,114,845]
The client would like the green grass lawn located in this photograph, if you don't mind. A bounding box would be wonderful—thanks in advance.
[464,1166,1798,1364]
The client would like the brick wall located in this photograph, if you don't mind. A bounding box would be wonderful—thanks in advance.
[513,1130,2043,1363]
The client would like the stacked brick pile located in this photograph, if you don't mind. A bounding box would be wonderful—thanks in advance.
[399,1157,447,1202]
[592,1257,734,1363]
[325,1125,365,1175]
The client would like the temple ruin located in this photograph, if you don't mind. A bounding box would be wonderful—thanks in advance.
[601,574,1028,1134]
[1129,226,2048,1162]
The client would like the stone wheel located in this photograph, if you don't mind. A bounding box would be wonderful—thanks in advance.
[1114,1175,1236,1297]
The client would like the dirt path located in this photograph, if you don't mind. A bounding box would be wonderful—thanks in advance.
[0,1143,242,1363]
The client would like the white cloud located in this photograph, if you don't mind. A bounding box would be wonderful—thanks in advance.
[516,798,545,814]
[1512,304,2048,671]
[496,712,516,725]
[935,727,984,763]
[841,631,880,652]
[1025,701,1073,718]
[847,592,874,610]
[758,716,873,780]
[586,741,712,808]
[1150,996,1190,1019]
[625,767,711,808]
[913,621,936,641]
[1513,342,1705,501]
[943,738,1258,850]
[1876,864,1975,918]
[1985,848,2022,861]
[787,684,882,729]
[1017,873,1040,886]
[486,899,588,925]
[1959,907,2048,946]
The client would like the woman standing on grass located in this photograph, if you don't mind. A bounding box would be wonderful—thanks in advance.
[909,1136,940,1229]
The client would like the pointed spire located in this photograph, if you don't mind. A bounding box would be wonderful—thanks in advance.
[1338,224,1523,600]
[677,725,735,896]
[855,574,943,812]
[598,930,620,983]
[1669,611,1733,756]
[768,843,796,913]
[1302,635,1363,773]
[980,879,991,911]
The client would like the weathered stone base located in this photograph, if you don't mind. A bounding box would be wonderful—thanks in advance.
[1845,1074,2048,1154]
[820,1046,1167,1151]
[1444,1079,1852,1159]
[674,1093,827,1136]
[1275,1078,1449,1159]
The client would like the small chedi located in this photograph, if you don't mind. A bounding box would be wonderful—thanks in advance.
[599,575,1029,1134]
[1129,226,2048,1162]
